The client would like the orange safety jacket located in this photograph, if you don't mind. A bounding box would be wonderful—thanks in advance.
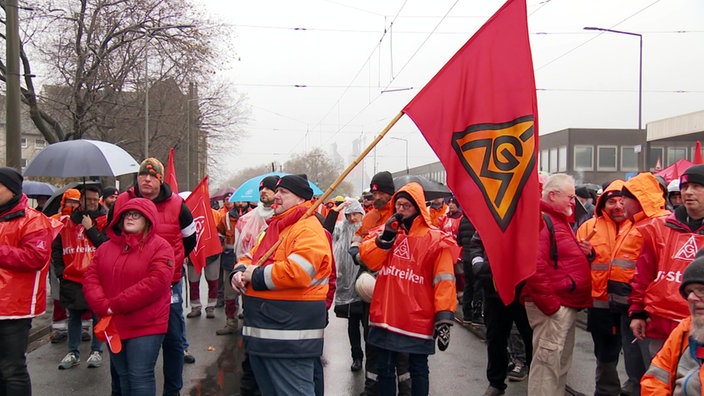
[360,182,458,340]
[236,201,332,358]
[641,316,704,395]
[428,202,447,228]
[59,214,107,284]
[576,183,627,308]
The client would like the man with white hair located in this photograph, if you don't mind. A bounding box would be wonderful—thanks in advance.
[521,173,592,396]
[641,253,704,394]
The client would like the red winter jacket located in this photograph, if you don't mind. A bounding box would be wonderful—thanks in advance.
[522,200,592,315]
[83,198,175,340]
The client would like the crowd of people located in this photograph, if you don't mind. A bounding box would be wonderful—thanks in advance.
[4,156,704,396]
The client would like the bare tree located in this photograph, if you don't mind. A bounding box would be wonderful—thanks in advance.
[284,147,353,197]
[0,0,240,151]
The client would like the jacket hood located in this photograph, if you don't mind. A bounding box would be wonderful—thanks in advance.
[393,182,432,228]
[623,173,666,218]
[595,179,625,217]
[107,197,159,239]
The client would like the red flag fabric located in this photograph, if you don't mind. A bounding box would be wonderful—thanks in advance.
[695,141,703,165]
[185,176,223,275]
[166,147,179,193]
[403,0,539,304]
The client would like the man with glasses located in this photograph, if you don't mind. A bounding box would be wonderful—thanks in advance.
[640,254,704,394]
[54,185,108,370]
[113,158,196,396]
[521,173,592,395]
[348,171,411,396]
[629,165,704,368]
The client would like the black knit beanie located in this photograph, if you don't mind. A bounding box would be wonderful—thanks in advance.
[0,167,23,196]
[394,191,421,213]
[276,174,313,200]
[370,171,395,195]
[680,256,704,298]
[259,175,280,192]
[681,165,704,187]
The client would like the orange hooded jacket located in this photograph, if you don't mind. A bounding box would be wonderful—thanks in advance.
[360,182,458,340]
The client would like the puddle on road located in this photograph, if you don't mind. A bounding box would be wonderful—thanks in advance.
[189,335,246,396]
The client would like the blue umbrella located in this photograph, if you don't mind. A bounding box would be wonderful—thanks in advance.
[230,172,324,202]
[22,181,56,198]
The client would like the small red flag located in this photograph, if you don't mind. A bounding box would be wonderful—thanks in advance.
[166,147,179,193]
[695,141,703,165]
[185,176,223,275]
[403,0,539,304]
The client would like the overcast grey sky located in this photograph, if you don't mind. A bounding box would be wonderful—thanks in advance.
[202,0,704,188]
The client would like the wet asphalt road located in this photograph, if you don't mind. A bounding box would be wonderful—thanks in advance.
[26,283,625,395]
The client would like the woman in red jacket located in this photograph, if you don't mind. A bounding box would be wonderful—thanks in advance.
[83,198,174,396]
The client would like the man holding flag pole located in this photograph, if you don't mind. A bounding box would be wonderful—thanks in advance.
[227,0,541,393]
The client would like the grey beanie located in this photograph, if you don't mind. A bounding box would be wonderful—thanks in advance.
[679,255,704,298]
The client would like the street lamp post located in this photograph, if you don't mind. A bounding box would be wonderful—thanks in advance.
[390,137,409,174]
[584,26,643,169]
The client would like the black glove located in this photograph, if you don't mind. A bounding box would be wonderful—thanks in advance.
[376,213,403,250]
[348,245,359,258]
[472,258,487,277]
[434,322,451,351]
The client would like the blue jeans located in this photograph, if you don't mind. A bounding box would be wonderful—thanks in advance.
[378,349,429,396]
[249,355,315,396]
[0,319,31,396]
[163,280,185,395]
[67,309,102,356]
[110,334,164,396]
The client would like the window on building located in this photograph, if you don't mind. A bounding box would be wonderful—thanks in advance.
[540,149,549,173]
[597,146,617,171]
[20,158,27,168]
[558,146,567,172]
[21,138,27,148]
[35,139,46,148]
[549,148,558,173]
[667,147,687,166]
[649,147,664,170]
[574,145,593,171]
[621,146,639,171]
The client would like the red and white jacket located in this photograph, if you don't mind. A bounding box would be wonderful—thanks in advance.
[0,195,62,319]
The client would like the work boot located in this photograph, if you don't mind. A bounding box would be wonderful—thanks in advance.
[216,318,238,335]
[595,360,621,396]
[205,307,215,319]
[186,306,201,318]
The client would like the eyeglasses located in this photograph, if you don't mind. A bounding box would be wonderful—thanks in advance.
[686,288,704,300]
[553,191,576,201]
[395,201,413,210]
[124,210,143,220]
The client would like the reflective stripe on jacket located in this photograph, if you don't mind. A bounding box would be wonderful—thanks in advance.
[238,202,332,357]
[641,316,704,395]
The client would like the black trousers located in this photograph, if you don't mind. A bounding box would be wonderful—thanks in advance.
[483,295,532,391]
[0,319,32,396]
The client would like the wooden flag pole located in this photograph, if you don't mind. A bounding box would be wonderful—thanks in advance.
[254,111,405,266]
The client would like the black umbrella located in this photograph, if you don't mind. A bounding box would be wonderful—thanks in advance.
[393,175,453,201]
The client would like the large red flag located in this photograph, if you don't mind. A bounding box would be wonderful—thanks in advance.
[165,147,179,193]
[403,0,539,304]
[695,141,703,165]
[185,176,223,275]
